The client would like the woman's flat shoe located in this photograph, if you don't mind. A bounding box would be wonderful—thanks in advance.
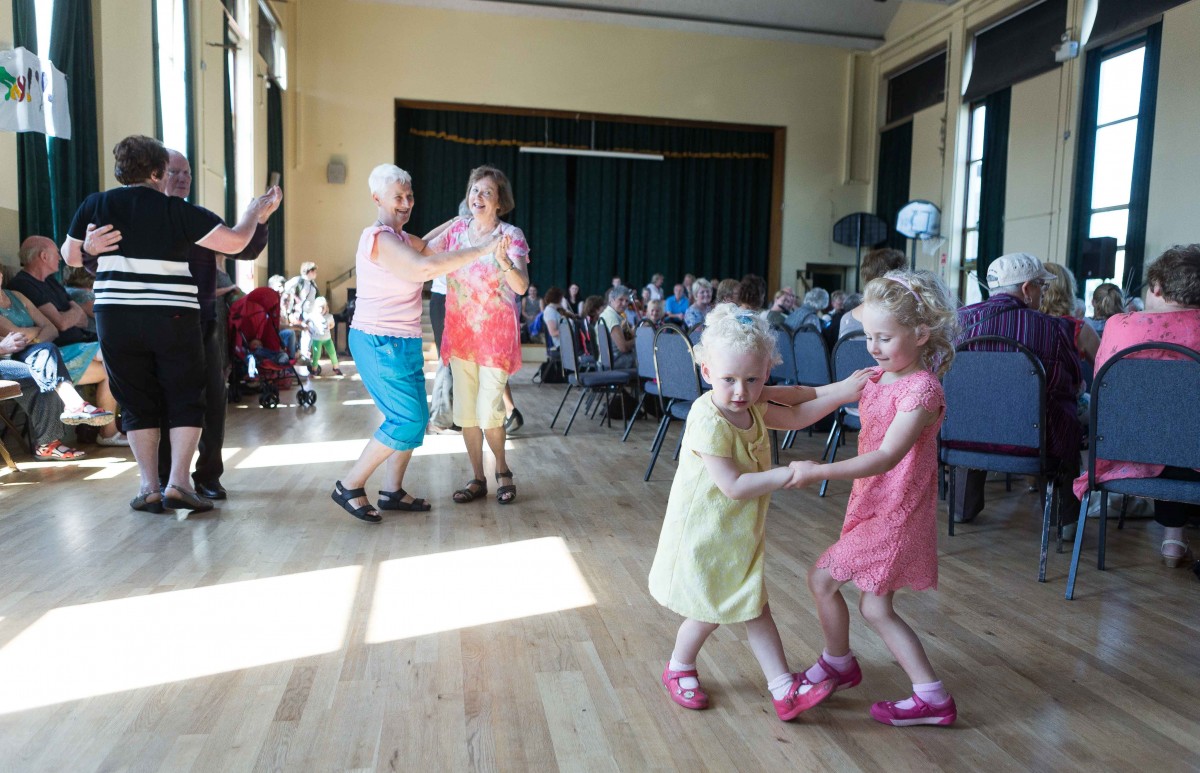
[164,484,215,514]
[60,402,115,427]
[378,488,431,511]
[34,440,86,461]
[452,479,487,504]
[1161,539,1194,568]
[130,491,165,514]
[504,408,524,433]
[332,480,381,523]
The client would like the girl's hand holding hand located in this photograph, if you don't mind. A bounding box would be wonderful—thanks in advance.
[785,460,822,488]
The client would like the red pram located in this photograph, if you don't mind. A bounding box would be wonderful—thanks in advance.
[228,287,316,408]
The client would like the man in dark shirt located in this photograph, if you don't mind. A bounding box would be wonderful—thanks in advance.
[12,237,95,345]
[86,149,277,500]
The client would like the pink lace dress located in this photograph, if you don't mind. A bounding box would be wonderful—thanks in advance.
[815,369,945,594]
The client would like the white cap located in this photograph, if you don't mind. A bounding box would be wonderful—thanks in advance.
[986,253,1057,290]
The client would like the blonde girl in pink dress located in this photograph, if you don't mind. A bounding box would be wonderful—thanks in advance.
[789,270,961,727]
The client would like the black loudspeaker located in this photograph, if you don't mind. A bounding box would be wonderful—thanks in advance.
[1081,237,1117,279]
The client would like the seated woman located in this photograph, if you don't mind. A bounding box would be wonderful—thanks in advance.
[0,269,123,449]
[1085,282,1123,336]
[539,286,575,349]
[683,278,713,329]
[1072,245,1200,567]
[1040,263,1101,366]
[0,331,78,459]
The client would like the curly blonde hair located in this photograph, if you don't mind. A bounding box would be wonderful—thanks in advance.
[1038,263,1079,318]
[693,302,781,368]
[863,270,959,377]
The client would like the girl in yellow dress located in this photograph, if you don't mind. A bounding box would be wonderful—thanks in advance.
[648,303,870,721]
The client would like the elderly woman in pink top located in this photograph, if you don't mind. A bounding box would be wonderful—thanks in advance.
[427,165,530,506]
[1072,244,1200,566]
[331,164,506,523]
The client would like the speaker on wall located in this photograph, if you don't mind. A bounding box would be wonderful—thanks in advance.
[327,160,347,185]
[1081,236,1117,279]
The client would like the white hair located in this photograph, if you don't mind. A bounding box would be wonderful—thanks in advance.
[803,288,829,309]
[694,302,781,368]
[368,164,412,196]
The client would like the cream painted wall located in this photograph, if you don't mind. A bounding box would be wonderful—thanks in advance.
[907,104,947,274]
[95,0,156,188]
[1002,69,1062,260]
[288,1,856,304]
[1145,1,1200,265]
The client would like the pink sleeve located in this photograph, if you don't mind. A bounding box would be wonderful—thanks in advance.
[506,225,530,262]
[896,372,945,414]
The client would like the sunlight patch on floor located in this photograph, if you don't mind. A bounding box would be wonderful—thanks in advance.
[0,566,361,714]
[366,537,595,643]
[235,435,510,469]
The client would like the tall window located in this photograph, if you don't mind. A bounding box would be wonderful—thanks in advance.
[156,0,189,155]
[961,102,986,305]
[1073,27,1160,304]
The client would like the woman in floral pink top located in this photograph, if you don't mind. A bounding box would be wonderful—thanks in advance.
[428,166,530,505]
[1072,245,1200,567]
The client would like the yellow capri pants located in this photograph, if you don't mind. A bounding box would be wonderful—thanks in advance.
[450,356,509,430]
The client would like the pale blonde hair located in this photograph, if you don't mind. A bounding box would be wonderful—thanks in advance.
[693,302,781,368]
[862,270,959,377]
[1039,263,1079,318]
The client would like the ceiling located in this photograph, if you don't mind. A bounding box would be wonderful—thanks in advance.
[373,0,958,49]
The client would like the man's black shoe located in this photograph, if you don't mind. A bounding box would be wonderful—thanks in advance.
[194,481,228,500]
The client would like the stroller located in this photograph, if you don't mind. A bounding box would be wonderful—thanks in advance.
[228,287,317,409]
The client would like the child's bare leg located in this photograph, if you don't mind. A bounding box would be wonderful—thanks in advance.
[859,592,949,710]
[803,565,861,686]
[744,604,788,680]
[808,566,851,655]
[669,618,718,689]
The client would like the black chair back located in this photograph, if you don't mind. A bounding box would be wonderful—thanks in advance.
[596,319,618,370]
[559,318,584,376]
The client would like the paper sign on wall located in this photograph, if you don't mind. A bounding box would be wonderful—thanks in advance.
[0,47,72,140]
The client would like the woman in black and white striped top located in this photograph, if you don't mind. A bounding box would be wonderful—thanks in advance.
[63,134,279,517]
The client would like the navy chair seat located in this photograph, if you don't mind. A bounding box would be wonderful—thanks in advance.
[1099,476,1200,503]
[668,401,691,420]
[571,370,631,389]
[940,448,1050,476]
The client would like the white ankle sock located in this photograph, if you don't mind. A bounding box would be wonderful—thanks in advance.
[767,672,797,700]
[895,680,950,709]
[668,658,698,690]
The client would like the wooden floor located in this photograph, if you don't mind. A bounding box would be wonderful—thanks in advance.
[0,359,1197,772]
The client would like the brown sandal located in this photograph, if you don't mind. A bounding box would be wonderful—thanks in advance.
[495,470,516,505]
[453,479,487,504]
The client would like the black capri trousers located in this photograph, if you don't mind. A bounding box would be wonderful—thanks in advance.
[96,308,206,430]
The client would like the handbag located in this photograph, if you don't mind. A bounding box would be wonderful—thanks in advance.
[430,363,454,428]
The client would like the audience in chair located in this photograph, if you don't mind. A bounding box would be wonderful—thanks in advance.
[12,237,96,345]
[684,278,713,329]
[1086,282,1124,336]
[952,253,1082,524]
[1072,244,1200,568]
[599,287,637,369]
[1040,263,1101,367]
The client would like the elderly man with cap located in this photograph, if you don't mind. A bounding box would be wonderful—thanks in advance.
[950,252,1083,523]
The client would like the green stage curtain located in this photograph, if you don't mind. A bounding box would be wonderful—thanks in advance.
[875,121,912,252]
[13,0,54,242]
[395,106,773,298]
[47,0,99,244]
[977,87,1011,290]
[266,78,284,277]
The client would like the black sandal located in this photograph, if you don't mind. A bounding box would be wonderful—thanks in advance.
[332,480,381,523]
[452,479,487,504]
[130,490,165,514]
[495,470,516,505]
[164,484,215,513]
[379,488,431,511]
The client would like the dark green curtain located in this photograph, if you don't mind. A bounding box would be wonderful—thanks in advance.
[13,0,54,242]
[266,78,285,277]
[222,24,237,224]
[47,0,99,244]
[977,87,1011,291]
[395,106,773,298]
[875,121,912,251]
